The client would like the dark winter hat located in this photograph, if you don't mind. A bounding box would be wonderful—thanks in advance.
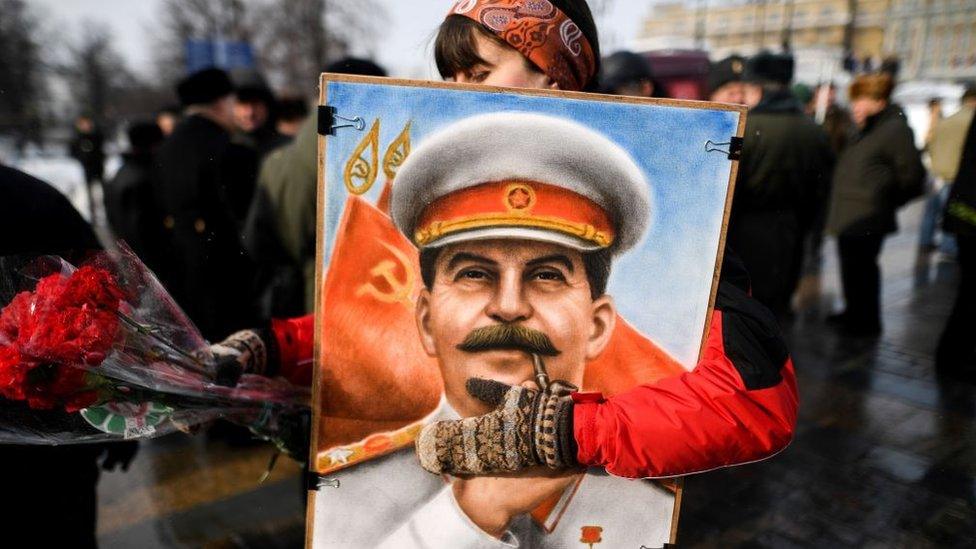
[707,55,745,94]
[743,51,794,86]
[599,51,654,93]
[325,57,388,77]
[176,68,234,107]
[127,121,164,153]
[230,68,276,106]
[276,96,309,122]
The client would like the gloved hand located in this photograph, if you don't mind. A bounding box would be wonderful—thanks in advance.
[100,440,139,471]
[416,377,579,475]
[209,328,274,387]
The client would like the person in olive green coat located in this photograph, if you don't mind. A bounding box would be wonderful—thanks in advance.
[826,73,925,336]
[243,58,387,318]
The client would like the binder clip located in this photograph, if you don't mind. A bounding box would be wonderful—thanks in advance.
[318,105,366,136]
[704,136,744,161]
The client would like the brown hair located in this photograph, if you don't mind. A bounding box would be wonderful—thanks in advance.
[434,0,602,91]
[434,15,541,80]
[849,73,895,101]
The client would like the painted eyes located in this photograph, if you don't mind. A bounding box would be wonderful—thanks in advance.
[531,269,566,282]
[452,268,567,284]
[456,268,491,281]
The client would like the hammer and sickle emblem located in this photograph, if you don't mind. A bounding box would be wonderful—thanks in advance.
[355,242,416,308]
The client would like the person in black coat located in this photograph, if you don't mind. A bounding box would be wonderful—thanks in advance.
[937,104,976,381]
[68,115,106,222]
[728,52,833,320]
[0,164,138,548]
[103,121,164,259]
[826,73,925,336]
[150,68,259,341]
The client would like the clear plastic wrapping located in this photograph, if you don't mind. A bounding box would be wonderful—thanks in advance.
[0,245,309,453]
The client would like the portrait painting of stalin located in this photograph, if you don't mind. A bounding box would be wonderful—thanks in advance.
[311,112,681,548]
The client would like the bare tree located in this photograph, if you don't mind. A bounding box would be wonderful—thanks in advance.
[250,0,384,97]
[0,0,48,148]
[61,22,137,132]
[152,0,256,85]
[151,0,382,99]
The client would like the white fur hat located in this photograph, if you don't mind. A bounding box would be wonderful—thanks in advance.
[390,112,650,254]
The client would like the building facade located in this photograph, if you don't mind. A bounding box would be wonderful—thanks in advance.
[636,0,976,82]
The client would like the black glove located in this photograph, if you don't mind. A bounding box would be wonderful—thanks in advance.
[100,441,139,472]
[209,328,276,387]
[416,377,579,475]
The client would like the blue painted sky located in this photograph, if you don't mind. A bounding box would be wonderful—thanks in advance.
[321,80,739,368]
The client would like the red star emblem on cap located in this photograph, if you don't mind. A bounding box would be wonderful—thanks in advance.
[506,186,533,210]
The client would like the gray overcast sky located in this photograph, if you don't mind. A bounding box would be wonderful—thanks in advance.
[29,0,657,80]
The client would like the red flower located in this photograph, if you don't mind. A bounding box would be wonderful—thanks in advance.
[0,291,36,344]
[58,265,125,310]
[21,363,97,412]
[0,266,123,411]
[0,345,31,401]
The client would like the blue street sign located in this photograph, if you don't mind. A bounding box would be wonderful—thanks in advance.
[185,39,255,73]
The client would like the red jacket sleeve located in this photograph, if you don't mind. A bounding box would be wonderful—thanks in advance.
[573,284,798,478]
[270,314,315,387]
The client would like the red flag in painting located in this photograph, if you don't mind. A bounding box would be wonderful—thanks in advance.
[318,195,442,452]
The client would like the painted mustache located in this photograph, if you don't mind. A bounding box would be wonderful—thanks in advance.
[456,324,561,357]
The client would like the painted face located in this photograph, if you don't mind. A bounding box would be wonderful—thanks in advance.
[415,239,615,417]
[451,31,557,90]
[851,97,887,128]
[710,82,745,105]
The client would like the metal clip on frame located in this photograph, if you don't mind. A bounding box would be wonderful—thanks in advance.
[318,105,366,136]
[704,136,744,161]
[306,471,341,491]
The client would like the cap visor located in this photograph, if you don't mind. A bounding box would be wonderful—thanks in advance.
[422,227,604,252]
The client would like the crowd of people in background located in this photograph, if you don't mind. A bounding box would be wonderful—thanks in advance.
[51,46,976,387]
[595,46,974,385]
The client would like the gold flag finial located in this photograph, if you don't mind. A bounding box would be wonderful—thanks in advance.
[383,121,412,181]
[344,119,380,195]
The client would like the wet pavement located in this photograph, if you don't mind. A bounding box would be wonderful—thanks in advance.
[679,202,976,548]
[95,202,975,547]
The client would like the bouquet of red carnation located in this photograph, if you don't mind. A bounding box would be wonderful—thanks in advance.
[0,246,309,455]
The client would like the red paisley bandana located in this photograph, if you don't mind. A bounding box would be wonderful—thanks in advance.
[449,0,596,91]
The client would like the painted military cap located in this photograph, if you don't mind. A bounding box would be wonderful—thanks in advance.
[390,112,650,255]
